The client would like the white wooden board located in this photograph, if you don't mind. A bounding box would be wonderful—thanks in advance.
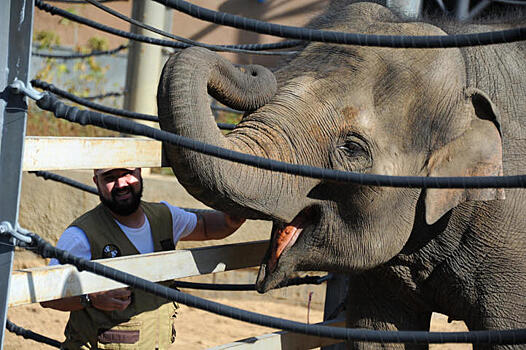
[9,240,267,306]
[22,136,162,171]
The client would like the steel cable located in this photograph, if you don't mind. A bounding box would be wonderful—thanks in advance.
[45,0,123,2]
[84,0,298,56]
[22,232,526,345]
[35,0,301,55]
[82,91,125,100]
[5,319,61,348]
[32,44,128,59]
[171,274,332,291]
[154,0,526,48]
[33,92,526,189]
[29,170,99,195]
[31,79,238,129]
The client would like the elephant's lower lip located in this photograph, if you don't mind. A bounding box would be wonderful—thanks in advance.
[267,207,315,272]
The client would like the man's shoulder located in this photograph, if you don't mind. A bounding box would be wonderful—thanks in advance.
[141,201,175,221]
[141,201,167,209]
[69,204,103,228]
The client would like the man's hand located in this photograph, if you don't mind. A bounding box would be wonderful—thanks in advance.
[90,287,132,311]
[224,214,246,230]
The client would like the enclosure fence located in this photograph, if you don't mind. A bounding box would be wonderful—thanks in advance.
[2,0,526,349]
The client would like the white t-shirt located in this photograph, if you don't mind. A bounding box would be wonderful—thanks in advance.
[49,201,197,266]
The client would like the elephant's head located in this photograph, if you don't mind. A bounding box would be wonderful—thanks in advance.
[157,2,504,292]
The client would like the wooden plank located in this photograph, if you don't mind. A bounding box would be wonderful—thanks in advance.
[210,318,346,350]
[22,136,162,171]
[9,240,267,306]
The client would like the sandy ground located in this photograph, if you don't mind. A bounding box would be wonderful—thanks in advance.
[6,297,471,350]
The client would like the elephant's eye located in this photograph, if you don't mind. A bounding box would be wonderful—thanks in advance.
[338,141,365,156]
[334,135,371,171]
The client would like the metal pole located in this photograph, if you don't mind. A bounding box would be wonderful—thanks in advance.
[386,0,423,19]
[0,0,34,347]
[455,0,471,20]
[321,273,348,350]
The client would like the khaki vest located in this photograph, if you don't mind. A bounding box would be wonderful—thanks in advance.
[62,202,178,350]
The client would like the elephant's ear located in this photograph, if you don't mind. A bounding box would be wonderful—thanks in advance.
[424,88,505,225]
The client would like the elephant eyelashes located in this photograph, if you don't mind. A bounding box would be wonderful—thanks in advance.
[338,141,365,155]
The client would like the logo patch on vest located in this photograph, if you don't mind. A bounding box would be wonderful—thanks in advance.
[102,244,121,258]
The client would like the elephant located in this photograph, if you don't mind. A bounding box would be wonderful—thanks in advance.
[157,1,526,348]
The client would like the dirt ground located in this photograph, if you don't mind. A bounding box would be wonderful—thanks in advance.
[6,299,470,350]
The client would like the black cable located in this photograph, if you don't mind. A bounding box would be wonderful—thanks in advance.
[6,319,61,348]
[82,90,125,100]
[172,281,255,291]
[28,171,228,218]
[45,0,122,2]
[32,44,128,59]
[212,105,243,115]
[84,0,298,56]
[493,0,526,4]
[34,92,526,189]
[171,274,332,291]
[35,0,300,55]
[31,79,157,122]
[31,79,238,129]
[29,170,99,195]
[154,0,526,48]
[26,232,526,345]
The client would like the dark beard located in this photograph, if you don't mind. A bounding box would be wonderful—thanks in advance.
[99,178,143,216]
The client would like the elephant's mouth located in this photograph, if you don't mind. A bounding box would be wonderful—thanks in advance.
[268,206,317,272]
[256,206,318,292]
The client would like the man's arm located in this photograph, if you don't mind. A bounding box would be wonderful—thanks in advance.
[181,211,245,241]
[41,288,132,312]
[41,296,86,312]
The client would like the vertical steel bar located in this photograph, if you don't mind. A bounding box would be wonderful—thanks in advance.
[0,0,34,347]
[456,0,471,20]
[321,273,348,350]
[386,0,423,19]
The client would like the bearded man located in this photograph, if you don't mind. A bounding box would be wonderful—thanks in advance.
[41,167,245,349]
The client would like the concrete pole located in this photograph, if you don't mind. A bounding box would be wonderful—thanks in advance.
[124,0,166,120]
[124,0,167,174]
[386,0,423,19]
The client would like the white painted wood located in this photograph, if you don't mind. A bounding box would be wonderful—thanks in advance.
[210,318,346,350]
[9,240,267,306]
[22,136,162,171]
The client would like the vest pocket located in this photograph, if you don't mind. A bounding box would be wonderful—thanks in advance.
[97,321,141,349]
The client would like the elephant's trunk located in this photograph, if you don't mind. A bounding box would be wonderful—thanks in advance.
[157,47,279,218]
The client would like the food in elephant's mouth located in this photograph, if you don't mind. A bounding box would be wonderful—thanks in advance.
[268,207,315,272]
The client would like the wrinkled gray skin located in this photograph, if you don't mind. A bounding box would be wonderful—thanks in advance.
[157,2,526,348]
